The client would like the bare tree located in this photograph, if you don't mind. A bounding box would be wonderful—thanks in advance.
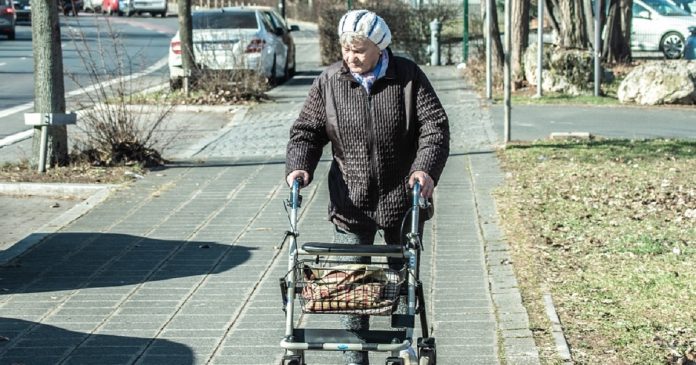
[558,0,591,48]
[511,0,530,88]
[177,0,195,85]
[481,0,504,71]
[602,0,632,63]
[30,0,68,168]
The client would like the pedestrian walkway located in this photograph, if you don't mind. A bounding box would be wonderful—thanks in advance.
[0,66,540,364]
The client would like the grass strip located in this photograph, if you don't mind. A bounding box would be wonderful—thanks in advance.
[494,138,696,365]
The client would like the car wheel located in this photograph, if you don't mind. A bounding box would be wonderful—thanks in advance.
[288,52,296,78]
[661,31,685,59]
[169,78,182,91]
[8,30,15,40]
[269,56,278,85]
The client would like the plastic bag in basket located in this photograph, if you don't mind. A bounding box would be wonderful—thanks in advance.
[301,264,399,314]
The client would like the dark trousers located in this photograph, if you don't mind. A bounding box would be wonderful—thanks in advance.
[333,220,424,365]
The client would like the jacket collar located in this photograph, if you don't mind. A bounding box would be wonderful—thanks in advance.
[339,48,397,83]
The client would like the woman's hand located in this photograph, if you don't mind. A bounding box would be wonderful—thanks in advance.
[286,170,310,188]
[409,171,434,198]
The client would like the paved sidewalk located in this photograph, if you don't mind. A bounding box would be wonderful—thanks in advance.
[0,67,540,364]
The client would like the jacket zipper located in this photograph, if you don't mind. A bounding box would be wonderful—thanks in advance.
[367,94,379,206]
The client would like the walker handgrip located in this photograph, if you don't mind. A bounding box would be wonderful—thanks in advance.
[411,181,421,235]
[412,181,421,208]
[291,178,302,209]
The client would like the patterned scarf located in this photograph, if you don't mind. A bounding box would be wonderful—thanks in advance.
[352,50,389,94]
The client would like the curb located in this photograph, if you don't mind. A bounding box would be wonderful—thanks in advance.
[0,184,117,265]
[0,182,118,198]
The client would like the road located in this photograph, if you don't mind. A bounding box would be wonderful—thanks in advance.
[0,13,320,153]
[0,14,177,140]
[490,104,696,141]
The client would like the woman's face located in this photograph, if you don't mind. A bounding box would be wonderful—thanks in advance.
[341,38,381,74]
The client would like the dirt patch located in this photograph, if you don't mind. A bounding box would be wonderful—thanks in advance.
[0,161,145,185]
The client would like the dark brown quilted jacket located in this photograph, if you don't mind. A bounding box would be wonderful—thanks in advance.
[286,50,450,230]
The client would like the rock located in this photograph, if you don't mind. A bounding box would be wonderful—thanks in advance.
[618,61,696,105]
[523,44,594,96]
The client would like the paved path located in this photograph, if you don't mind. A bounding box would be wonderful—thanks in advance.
[0,67,540,364]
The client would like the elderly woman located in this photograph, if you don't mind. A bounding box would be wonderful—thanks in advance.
[285,9,450,365]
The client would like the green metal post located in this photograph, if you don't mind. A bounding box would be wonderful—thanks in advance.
[463,0,469,62]
[347,0,352,10]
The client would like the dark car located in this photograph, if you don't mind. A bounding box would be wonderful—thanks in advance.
[0,0,16,39]
[61,0,83,16]
[12,0,29,23]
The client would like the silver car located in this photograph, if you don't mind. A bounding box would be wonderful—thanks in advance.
[633,0,696,58]
[168,6,299,89]
[132,0,167,17]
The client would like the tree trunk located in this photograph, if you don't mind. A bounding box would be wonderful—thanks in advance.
[602,0,632,63]
[177,0,195,79]
[30,0,68,169]
[482,0,505,72]
[545,0,561,38]
[511,0,530,88]
[584,0,596,49]
[557,0,590,48]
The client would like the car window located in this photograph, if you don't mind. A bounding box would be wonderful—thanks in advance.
[266,10,288,32]
[633,3,649,16]
[642,0,690,15]
[259,12,275,33]
[192,11,258,30]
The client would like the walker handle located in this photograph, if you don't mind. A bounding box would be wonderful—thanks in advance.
[411,181,421,235]
[290,177,303,210]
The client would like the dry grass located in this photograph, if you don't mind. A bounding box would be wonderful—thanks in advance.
[495,138,696,365]
[0,161,146,185]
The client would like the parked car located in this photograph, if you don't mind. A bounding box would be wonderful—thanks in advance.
[83,0,101,13]
[102,0,133,16]
[686,25,696,59]
[632,0,696,58]
[168,6,299,89]
[0,0,15,40]
[61,0,84,16]
[131,0,166,17]
[11,0,29,23]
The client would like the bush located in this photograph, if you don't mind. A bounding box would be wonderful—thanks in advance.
[66,19,173,168]
[317,1,459,65]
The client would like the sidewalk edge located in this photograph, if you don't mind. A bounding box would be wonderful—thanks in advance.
[0,186,115,265]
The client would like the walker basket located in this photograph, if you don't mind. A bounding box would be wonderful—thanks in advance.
[294,261,404,315]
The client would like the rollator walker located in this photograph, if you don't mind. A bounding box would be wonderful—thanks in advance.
[279,178,436,365]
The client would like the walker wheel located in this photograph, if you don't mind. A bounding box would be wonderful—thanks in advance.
[417,337,436,365]
[282,354,304,365]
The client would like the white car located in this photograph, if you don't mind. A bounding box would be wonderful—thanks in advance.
[168,6,299,90]
[632,0,696,58]
[132,0,167,17]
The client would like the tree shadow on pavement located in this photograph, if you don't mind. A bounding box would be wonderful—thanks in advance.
[0,317,194,364]
[0,232,255,294]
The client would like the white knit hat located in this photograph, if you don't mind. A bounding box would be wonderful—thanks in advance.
[338,10,392,50]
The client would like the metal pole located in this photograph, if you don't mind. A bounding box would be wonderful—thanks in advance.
[536,0,543,97]
[279,0,285,19]
[504,0,511,143]
[594,0,602,96]
[485,0,492,99]
[38,125,48,173]
[463,0,469,63]
[347,0,352,10]
[430,19,442,66]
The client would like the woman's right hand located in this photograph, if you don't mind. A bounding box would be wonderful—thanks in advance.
[286,170,310,188]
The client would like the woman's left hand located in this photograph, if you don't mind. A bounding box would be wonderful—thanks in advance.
[409,171,434,198]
